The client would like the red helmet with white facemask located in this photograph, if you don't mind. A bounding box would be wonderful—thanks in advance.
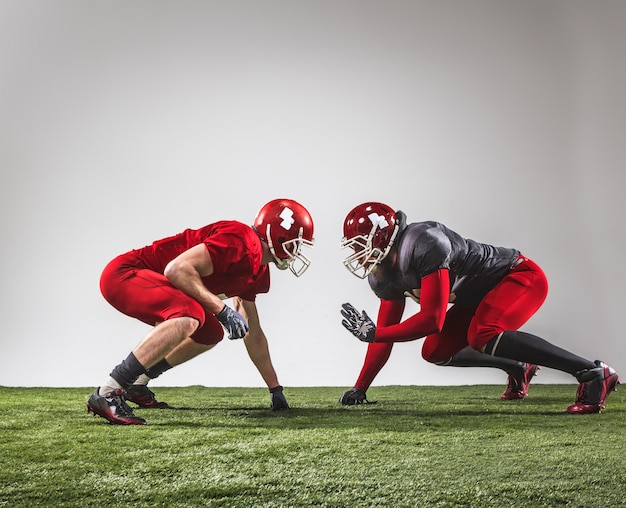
[341,202,400,279]
[254,199,315,277]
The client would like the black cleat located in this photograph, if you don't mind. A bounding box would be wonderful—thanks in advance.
[87,388,147,425]
[125,384,169,408]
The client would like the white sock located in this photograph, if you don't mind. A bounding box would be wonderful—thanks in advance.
[134,374,151,386]
[99,377,122,397]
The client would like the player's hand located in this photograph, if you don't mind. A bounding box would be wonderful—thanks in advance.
[339,387,370,405]
[341,303,376,342]
[270,385,290,411]
[215,304,249,340]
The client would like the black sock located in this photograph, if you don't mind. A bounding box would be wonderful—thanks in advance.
[145,359,173,380]
[484,331,595,376]
[110,352,147,390]
[441,346,525,376]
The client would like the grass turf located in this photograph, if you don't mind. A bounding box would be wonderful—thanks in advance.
[1,385,624,507]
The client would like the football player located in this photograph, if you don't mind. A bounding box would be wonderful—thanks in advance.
[88,199,314,425]
[338,202,619,414]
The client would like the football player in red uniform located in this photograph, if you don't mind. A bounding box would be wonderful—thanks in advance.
[88,199,314,425]
[338,202,619,414]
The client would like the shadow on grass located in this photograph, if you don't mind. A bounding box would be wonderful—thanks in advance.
[74,385,624,429]
[133,403,590,432]
[163,405,565,415]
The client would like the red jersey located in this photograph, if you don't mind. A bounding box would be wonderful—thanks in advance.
[132,220,270,301]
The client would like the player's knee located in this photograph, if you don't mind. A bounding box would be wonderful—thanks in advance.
[467,326,501,351]
[190,315,225,345]
[191,333,224,346]
[422,344,449,364]
[175,316,201,337]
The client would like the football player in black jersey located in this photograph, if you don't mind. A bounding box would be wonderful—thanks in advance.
[338,202,619,414]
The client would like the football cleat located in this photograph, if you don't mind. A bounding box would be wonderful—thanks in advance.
[87,388,147,425]
[125,384,170,408]
[501,363,540,400]
[566,361,620,414]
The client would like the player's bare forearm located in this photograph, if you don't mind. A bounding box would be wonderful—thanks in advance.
[167,268,223,314]
[244,330,280,388]
[235,298,280,388]
[164,246,224,314]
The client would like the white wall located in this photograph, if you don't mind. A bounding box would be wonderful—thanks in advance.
[1,1,624,388]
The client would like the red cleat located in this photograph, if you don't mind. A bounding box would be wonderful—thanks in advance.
[567,361,619,414]
[501,363,539,400]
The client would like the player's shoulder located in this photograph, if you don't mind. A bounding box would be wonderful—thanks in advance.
[202,220,263,271]
[209,220,256,237]
[406,220,441,232]
[398,221,453,263]
[211,219,250,230]
[198,220,261,252]
[402,220,449,243]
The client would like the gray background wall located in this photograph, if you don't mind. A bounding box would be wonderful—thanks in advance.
[1,1,624,389]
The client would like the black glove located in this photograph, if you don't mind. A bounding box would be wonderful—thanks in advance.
[341,303,376,343]
[270,385,290,411]
[215,304,249,340]
[339,387,376,405]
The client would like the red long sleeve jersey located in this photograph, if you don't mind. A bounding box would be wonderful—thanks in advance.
[368,220,520,342]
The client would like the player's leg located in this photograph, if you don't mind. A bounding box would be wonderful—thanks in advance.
[443,345,539,400]
[422,305,537,399]
[89,260,204,424]
[88,316,200,424]
[126,326,222,408]
[469,257,619,413]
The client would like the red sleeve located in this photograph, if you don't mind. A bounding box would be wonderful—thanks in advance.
[377,298,405,326]
[354,342,394,391]
[374,268,449,343]
[352,298,405,391]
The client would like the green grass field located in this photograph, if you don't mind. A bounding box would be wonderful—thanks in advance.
[1,385,624,507]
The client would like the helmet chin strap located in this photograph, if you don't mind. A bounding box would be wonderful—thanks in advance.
[273,257,290,270]
[265,223,290,270]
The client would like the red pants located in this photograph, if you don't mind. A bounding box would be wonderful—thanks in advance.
[421,257,548,364]
[100,253,224,345]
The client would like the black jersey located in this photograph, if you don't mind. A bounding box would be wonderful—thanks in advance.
[368,217,520,306]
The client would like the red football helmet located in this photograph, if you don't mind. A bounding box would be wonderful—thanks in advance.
[341,202,399,278]
[254,199,315,277]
